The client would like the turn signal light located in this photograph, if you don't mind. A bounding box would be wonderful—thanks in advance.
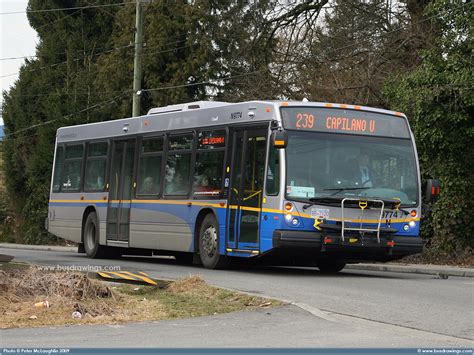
[284,202,293,211]
[410,210,417,217]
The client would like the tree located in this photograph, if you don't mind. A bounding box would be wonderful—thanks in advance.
[384,0,474,258]
[2,0,120,243]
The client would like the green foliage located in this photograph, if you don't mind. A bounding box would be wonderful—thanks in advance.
[94,0,276,116]
[2,0,119,243]
[384,0,474,255]
[2,0,277,244]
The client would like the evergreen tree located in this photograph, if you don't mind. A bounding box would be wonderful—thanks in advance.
[384,0,474,259]
[2,0,120,243]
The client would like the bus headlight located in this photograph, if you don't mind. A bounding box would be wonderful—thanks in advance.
[291,218,299,226]
[403,224,410,231]
[409,221,416,228]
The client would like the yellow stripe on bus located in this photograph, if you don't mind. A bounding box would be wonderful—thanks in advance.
[49,199,224,209]
[49,199,105,203]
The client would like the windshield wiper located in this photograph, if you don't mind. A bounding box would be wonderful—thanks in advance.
[323,187,369,196]
[302,196,342,209]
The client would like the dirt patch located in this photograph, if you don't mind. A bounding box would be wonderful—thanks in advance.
[398,248,474,267]
[0,266,280,329]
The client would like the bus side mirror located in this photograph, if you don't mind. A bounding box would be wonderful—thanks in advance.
[425,179,441,203]
[271,129,288,149]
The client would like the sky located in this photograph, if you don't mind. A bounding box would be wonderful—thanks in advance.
[0,0,39,126]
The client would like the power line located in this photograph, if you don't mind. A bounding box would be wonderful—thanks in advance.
[3,91,129,139]
[0,2,135,15]
[0,56,37,61]
[0,38,198,79]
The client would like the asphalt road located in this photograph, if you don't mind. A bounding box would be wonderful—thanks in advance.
[1,247,473,347]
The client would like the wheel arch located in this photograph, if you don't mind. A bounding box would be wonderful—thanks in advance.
[81,205,99,244]
[193,207,217,253]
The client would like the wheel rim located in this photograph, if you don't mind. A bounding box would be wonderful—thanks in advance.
[202,224,217,258]
[86,222,96,251]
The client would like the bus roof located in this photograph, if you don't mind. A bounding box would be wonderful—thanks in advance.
[56,100,407,143]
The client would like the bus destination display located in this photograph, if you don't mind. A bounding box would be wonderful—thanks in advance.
[281,107,410,138]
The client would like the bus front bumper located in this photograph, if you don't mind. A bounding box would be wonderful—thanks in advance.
[272,230,423,261]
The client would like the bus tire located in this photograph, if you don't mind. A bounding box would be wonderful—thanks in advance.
[317,260,346,273]
[199,213,229,269]
[83,212,106,259]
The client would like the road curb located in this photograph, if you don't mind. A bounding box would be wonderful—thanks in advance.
[345,263,474,277]
[0,243,76,253]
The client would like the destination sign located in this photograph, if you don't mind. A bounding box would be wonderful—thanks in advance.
[281,107,410,138]
[198,130,226,149]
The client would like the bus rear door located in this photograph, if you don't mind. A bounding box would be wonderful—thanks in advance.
[227,127,267,252]
[106,139,136,243]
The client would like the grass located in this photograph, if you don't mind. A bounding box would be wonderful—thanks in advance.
[0,265,280,329]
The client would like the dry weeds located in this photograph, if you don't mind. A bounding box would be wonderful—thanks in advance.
[0,267,280,329]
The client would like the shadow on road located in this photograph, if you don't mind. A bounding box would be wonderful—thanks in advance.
[114,254,407,280]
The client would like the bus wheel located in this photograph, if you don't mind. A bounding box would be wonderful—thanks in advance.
[199,214,228,269]
[317,260,346,273]
[83,212,106,259]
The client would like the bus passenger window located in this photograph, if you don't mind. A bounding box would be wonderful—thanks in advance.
[137,137,163,196]
[193,151,224,197]
[61,145,84,192]
[84,160,106,191]
[137,155,162,195]
[164,154,191,196]
[164,133,193,197]
[84,142,108,192]
[168,134,193,150]
[193,130,226,198]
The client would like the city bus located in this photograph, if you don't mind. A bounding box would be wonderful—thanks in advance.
[47,100,437,272]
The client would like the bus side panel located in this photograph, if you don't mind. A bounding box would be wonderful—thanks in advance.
[48,193,84,243]
[129,202,193,252]
[129,202,227,253]
[48,193,107,245]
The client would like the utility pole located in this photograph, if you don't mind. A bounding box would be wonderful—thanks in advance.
[132,0,146,117]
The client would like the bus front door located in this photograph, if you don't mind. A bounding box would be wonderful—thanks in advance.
[227,128,267,252]
[106,139,135,243]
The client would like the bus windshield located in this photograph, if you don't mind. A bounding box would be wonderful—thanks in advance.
[285,131,418,206]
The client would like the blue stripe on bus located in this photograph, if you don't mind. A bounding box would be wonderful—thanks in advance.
[48,201,420,254]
